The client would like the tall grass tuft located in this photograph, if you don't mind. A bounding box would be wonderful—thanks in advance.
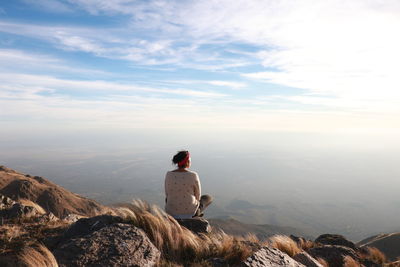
[344,256,361,267]
[269,234,302,257]
[316,257,330,267]
[18,244,58,267]
[385,260,400,267]
[358,246,387,265]
[112,199,255,265]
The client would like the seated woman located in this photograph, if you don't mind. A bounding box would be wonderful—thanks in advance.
[165,150,213,219]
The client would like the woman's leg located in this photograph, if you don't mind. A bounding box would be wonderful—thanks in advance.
[199,195,213,212]
[194,195,213,217]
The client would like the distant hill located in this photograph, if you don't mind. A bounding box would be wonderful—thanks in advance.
[357,232,400,261]
[0,165,106,217]
[209,217,314,240]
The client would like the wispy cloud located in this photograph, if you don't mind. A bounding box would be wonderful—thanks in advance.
[167,80,247,90]
[0,49,113,78]
[0,73,226,98]
[62,0,400,106]
[22,0,73,13]
[0,20,251,69]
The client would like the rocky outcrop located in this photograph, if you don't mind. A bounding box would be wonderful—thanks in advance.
[1,194,40,221]
[315,234,357,250]
[53,223,160,267]
[358,233,400,261]
[0,194,15,209]
[308,245,359,267]
[176,217,211,234]
[0,202,38,220]
[0,193,57,223]
[239,247,305,267]
[62,213,86,223]
[293,252,323,267]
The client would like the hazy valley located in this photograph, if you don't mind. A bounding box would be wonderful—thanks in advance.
[2,131,400,241]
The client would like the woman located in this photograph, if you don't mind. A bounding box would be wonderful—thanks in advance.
[165,150,213,219]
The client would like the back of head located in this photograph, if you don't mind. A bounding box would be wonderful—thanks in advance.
[172,151,190,168]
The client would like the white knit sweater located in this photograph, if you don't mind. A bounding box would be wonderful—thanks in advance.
[164,170,201,217]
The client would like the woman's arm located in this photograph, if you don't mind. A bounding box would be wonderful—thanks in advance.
[165,174,169,203]
[193,173,201,201]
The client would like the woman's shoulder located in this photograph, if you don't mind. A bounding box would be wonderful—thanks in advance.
[166,170,198,176]
[187,170,198,176]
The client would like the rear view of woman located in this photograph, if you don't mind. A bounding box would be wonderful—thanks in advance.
[165,150,212,219]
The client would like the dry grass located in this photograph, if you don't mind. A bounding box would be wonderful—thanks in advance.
[344,256,361,267]
[0,220,69,256]
[243,233,259,243]
[298,238,315,250]
[359,246,387,264]
[111,200,254,265]
[18,244,58,267]
[0,225,25,243]
[268,234,302,257]
[316,257,330,267]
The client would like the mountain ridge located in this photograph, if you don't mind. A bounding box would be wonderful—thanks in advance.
[0,165,106,218]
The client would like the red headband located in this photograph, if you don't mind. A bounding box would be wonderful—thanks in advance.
[178,152,190,167]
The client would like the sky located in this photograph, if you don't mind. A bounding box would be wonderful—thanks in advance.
[1,0,400,134]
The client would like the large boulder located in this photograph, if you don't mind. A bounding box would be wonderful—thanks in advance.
[61,215,124,241]
[239,247,306,267]
[308,245,359,267]
[53,223,160,267]
[315,234,356,250]
[176,217,211,234]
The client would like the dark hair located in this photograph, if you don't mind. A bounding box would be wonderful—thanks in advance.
[172,150,189,165]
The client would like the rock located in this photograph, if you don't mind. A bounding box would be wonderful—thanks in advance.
[62,213,86,223]
[315,234,356,250]
[53,223,160,267]
[239,246,306,267]
[176,217,211,234]
[290,235,305,244]
[61,215,123,241]
[209,257,228,267]
[0,194,58,223]
[9,203,38,218]
[361,259,382,267]
[0,251,20,267]
[293,252,323,267]
[0,194,15,210]
[308,245,359,267]
[32,176,48,184]
[34,212,58,223]
[0,166,15,173]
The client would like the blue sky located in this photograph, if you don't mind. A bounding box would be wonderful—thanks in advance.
[1,0,400,134]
